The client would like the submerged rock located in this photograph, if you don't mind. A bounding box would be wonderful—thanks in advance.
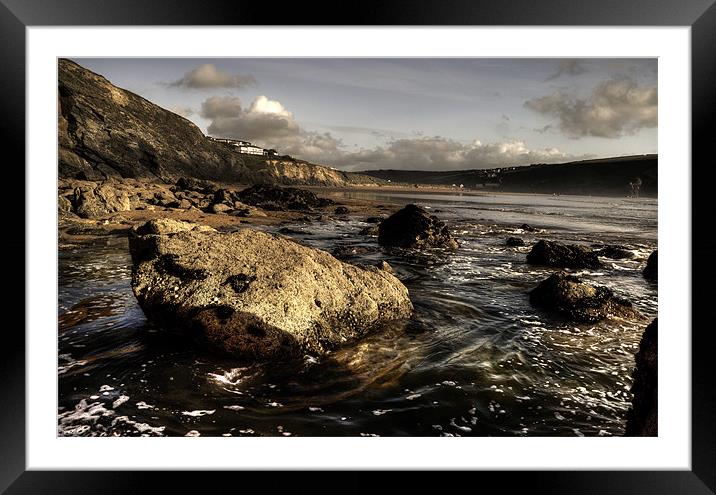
[129,219,413,360]
[331,245,378,259]
[529,272,638,322]
[237,184,334,211]
[378,204,458,250]
[506,237,526,247]
[595,245,634,259]
[526,240,601,269]
[643,250,658,280]
[625,318,658,436]
[72,182,131,218]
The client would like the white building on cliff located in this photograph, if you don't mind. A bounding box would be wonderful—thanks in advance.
[207,136,278,157]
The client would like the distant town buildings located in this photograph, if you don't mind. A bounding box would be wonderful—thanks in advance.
[207,136,278,157]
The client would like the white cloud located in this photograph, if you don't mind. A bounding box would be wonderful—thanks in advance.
[169,64,256,89]
[525,76,657,138]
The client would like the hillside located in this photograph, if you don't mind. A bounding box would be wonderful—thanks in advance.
[57,59,380,187]
[360,155,658,197]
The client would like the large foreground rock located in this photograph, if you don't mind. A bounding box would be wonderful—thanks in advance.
[625,318,658,436]
[378,204,458,250]
[237,184,334,211]
[526,240,601,269]
[129,219,413,359]
[643,250,658,280]
[529,272,638,322]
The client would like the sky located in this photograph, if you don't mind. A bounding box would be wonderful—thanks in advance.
[72,58,657,171]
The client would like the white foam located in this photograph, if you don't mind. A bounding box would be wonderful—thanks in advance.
[181,410,216,417]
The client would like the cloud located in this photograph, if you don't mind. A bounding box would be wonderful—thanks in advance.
[524,76,657,138]
[201,94,582,170]
[206,95,300,143]
[546,59,589,80]
[200,96,243,119]
[168,64,256,89]
[333,137,585,171]
[168,105,194,118]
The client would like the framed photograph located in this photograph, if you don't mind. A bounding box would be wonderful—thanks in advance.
[5,0,714,492]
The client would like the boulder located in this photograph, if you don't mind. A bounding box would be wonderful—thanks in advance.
[378,204,458,250]
[72,182,131,218]
[334,206,350,215]
[625,318,658,436]
[129,219,413,360]
[529,272,638,322]
[209,203,231,215]
[520,223,537,232]
[643,250,657,280]
[365,216,385,224]
[175,177,217,195]
[526,240,601,269]
[506,237,525,247]
[237,184,334,211]
[595,245,634,259]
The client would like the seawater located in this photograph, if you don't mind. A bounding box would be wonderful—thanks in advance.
[58,191,657,437]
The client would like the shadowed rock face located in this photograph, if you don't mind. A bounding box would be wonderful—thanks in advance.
[378,204,458,250]
[58,59,248,182]
[529,272,639,323]
[625,318,658,436]
[527,240,602,269]
[129,219,413,360]
[643,250,658,280]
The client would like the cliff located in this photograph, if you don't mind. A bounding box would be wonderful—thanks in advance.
[57,58,379,187]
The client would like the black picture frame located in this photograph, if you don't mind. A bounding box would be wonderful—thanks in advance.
[2,0,714,492]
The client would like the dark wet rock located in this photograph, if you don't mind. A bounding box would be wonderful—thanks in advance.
[529,272,638,322]
[237,184,335,211]
[334,206,350,214]
[331,245,378,259]
[625,318,658,436]
[72,182,131,219]
[520,223,537,232]
[212,188,237,206]
[643,250,658,280]
[378,204,458,250]
[526,240,601,269]
[175,177,218,195]
[359,225,379,236]
[278,227,312,236]
[365,216,385,224]
[128,219,413,360]
[595,245,634,259]
[506,237,526,247]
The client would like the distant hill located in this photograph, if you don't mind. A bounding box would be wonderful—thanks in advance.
[57,58,380,187]
[360,155,658,197]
